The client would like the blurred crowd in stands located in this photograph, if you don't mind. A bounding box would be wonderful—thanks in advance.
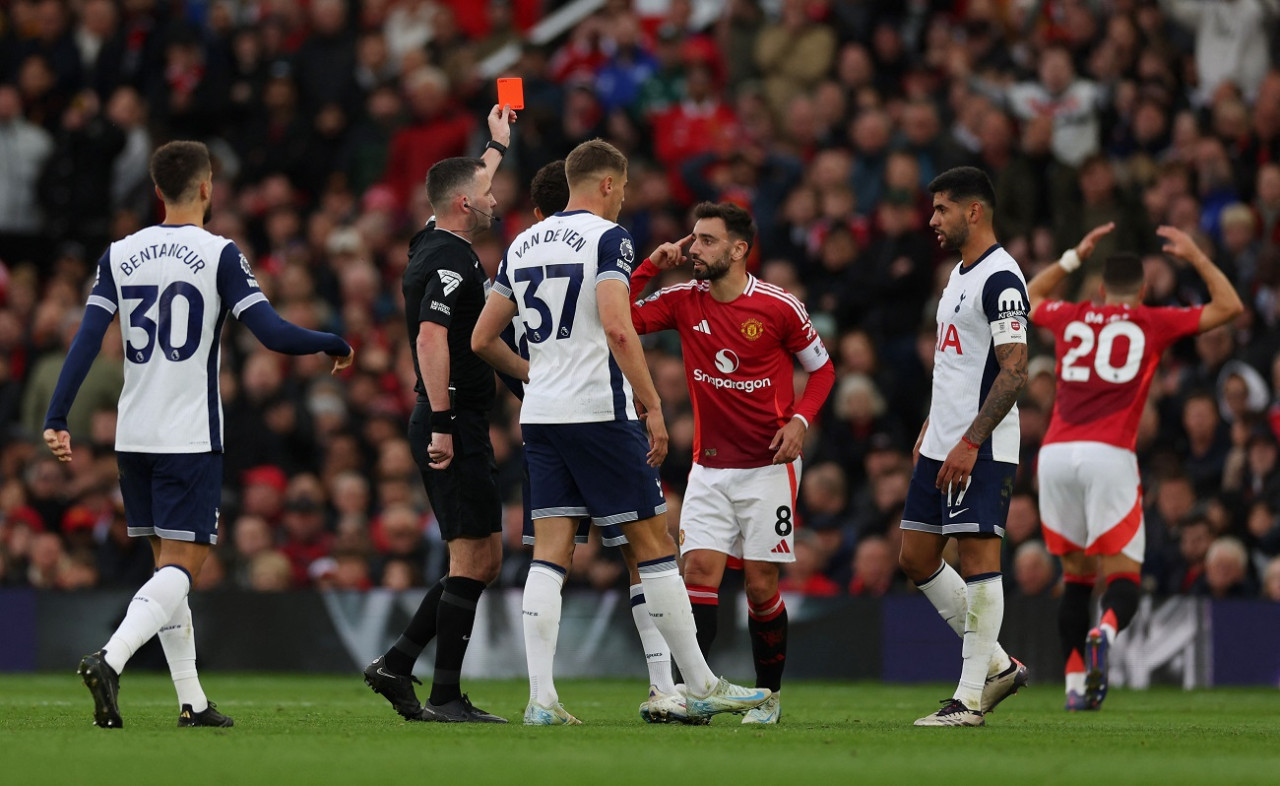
[3,0,1280,604]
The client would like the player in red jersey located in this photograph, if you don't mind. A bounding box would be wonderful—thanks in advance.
[1028,223,1242,711]
[629,202,836,724]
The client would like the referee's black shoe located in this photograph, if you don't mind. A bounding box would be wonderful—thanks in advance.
[363,656,423,719]
[78,650,123,729]
[179,702,234,727]
[418,694,508,723]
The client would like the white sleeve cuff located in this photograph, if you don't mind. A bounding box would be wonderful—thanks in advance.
[792,414,810,429]
[596,271,629,286]
[231,292,268,318]
[87,295,117,315]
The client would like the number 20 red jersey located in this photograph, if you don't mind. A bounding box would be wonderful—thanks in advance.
[1032,300,1203,450]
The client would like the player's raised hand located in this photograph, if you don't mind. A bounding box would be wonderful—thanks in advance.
[487,104,516,146]
[1156,225,1207,263]
[331,347,355,375]
[43,428,72,462]
[1075,221,1115,259]
[649,235,693,270]
[936,437,979,492]
[769,417,806,464]
[641,405,668,467]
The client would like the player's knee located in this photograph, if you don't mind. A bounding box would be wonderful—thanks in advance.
[744,577,779,605]
[743,563,780,603]
[898,550,930,581]
[681,555,719,586]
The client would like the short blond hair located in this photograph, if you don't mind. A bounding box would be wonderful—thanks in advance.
[565,139,627,187]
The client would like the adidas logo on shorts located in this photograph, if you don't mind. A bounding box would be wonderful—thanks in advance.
[770,541,791,555]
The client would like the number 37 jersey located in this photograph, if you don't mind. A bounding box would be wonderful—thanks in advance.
[89,224,266,453]
[1032,299,1203,450]
[493,210,638,424]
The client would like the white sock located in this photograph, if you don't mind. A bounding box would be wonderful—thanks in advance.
[1065,670,1086,696]
[523,561,565,707]
[158,596,208,712]
[917,562,1010,677]
[954,573,1005,710]
[639,558,716,696]
[103,566,191,674]
[629,583,676,694]
[1100,622,1117,645]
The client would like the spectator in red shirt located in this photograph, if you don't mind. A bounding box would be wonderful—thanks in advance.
[653,61,738,191]
[278,474,333,587]
[383,66,473,209]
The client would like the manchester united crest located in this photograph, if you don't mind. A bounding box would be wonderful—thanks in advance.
[740,317,764,340]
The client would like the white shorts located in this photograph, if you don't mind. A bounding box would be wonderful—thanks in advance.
[1036,441,1145,563]
[678,460,800,563]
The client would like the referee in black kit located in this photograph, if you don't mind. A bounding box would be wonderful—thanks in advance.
[362,105,516,724]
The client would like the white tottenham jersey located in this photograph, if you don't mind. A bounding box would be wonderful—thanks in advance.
[921,244,1028,465]
[88,223,265,452]
[493,210,638,424]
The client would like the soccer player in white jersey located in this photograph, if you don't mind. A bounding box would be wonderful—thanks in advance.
[628,202,836,724]
[473,139,769,725]
[899,167,1030,727]
[42,141,353,729]
[1027,224,1241,710]
[502,160,682,724]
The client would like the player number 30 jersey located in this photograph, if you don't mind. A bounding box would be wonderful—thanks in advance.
[88,224,265,453]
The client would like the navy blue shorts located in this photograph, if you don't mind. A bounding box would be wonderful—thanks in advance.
[523,420,666,529]
[518,458,627,547]
[118,452,223,545]
[900,456,1016,538]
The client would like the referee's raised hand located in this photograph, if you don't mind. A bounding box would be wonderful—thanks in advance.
[487,103,516,146]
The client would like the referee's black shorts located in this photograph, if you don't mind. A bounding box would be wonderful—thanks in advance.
[408,399,501,541]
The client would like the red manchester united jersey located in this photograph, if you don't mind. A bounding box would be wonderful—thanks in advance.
[1033,300,1203,450]
[632,276,829,469]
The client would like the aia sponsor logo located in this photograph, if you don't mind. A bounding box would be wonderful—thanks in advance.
[936,322,963,354]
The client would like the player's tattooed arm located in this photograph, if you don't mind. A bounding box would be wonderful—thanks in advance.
[965,342,1028,445]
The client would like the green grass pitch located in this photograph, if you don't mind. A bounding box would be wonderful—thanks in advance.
[2,674,1278,785]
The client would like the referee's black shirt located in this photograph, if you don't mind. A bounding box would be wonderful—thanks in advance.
[402,222,495,413]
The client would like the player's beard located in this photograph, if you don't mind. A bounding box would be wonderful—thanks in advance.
[938,222,968,251]
[691,253,731,281]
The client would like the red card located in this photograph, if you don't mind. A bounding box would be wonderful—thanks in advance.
[497,77,524,111]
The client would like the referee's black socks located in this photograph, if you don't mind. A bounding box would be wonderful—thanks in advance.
[429,576,487,706]
[385,578,446,676]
